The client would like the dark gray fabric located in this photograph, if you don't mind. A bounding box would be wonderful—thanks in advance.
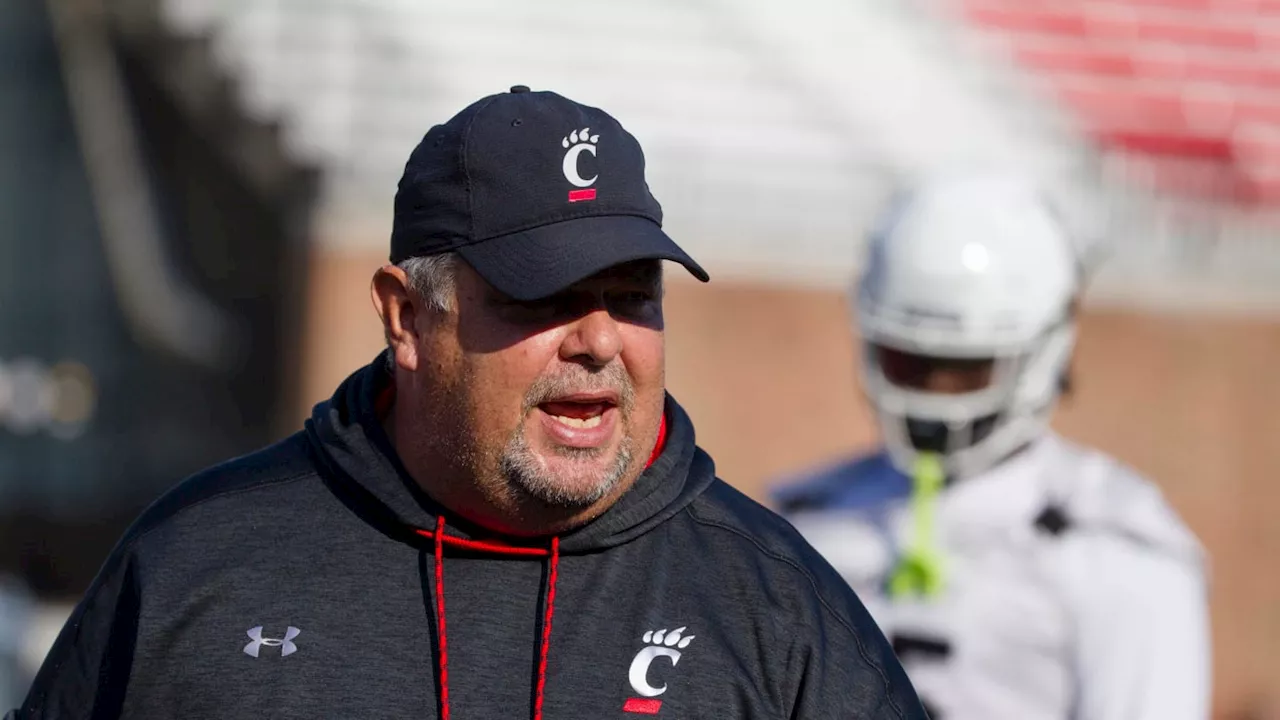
[15,361,925,719]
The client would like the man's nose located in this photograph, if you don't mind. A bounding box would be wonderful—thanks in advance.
[559,308,623,367]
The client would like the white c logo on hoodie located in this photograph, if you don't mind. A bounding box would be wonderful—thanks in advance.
[628,646,682,697]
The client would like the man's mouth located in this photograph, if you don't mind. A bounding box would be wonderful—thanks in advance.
[539,400,615,428]
[536,392,620,431]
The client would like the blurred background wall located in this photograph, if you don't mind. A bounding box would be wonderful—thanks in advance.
[3,0,1279,715]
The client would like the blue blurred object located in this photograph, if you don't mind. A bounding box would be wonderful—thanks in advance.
[0,575,34,712]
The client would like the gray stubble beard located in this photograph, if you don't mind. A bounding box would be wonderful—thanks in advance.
[499,430,634,509]
[499,362,638,509]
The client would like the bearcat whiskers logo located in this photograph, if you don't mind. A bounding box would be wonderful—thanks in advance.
[562,128,600,202]
[623,627,695,714]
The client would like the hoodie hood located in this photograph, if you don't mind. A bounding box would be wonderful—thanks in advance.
[304,357,716,553]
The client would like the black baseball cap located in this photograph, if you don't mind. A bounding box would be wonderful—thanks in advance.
[390,85,710,301]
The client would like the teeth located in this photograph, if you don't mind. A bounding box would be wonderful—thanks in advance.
[552,414,603,429]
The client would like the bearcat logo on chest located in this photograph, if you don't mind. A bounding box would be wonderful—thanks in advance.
[622,627,695,714]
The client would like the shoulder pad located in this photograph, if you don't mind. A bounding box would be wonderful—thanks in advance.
[771,452,908,515]
[1049,440,1204,568]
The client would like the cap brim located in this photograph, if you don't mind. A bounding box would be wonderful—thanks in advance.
[456,215,710,301]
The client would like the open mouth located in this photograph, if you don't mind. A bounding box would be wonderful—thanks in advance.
[534,392,621,448]
[538,396,617,429]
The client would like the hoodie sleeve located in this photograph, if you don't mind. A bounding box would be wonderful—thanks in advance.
[15,546,140,720]
[789,597,929,719]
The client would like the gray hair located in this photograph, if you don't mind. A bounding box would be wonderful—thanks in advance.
[383,252,459,371]
[398,252,459,312]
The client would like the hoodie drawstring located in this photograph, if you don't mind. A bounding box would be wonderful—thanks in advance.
[421,517,561,720]
[414,414,663,718]
[535,535,559,719]
[433,517,451,720]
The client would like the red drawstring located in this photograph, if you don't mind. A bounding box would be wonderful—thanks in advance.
[534,537,559,720]
[421,520,560,720]
[433,517,450,720]
[415,414,661,718]
[646,415,667,468]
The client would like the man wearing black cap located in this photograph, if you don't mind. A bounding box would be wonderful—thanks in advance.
[12,87,925,719]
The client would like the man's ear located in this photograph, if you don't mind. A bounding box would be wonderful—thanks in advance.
[372,265,421,372]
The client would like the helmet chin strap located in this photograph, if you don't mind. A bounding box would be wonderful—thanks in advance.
[887,452,947,600]
[882,413,1051,602]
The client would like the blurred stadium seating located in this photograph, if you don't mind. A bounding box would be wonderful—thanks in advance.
[950,0,1280,297]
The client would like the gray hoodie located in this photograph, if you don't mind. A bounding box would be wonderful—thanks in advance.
[13,360,925,719]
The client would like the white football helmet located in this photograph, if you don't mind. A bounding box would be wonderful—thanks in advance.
[855,173,1081,479]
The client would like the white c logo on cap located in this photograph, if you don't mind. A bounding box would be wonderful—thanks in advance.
[561,128,599,188]
[562,144,597,187]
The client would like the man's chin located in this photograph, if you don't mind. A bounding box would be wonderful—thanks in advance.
[528,456,619,502]
[501,442,633,509]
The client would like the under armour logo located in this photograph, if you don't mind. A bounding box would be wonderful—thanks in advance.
[243,626,300,658]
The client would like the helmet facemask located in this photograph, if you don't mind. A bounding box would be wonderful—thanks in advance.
[860,317,1075,480]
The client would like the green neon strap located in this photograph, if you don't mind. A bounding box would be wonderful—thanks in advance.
[887,452,946,600]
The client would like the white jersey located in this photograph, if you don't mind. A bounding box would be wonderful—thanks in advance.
[773,433,1210,720]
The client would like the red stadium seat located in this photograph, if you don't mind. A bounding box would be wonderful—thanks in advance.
[1014,41,1280,90]
[962,0,1275,51]
[999,0,1280,16]
[954,0,1280,205]
[963,5,1091,38]
[1233,125,1280,166]
[1058,83,1280,133]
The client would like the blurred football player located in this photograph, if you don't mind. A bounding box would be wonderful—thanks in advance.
[772,173,1211,720]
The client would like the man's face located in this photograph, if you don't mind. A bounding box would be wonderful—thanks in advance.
[416,259,666,511]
